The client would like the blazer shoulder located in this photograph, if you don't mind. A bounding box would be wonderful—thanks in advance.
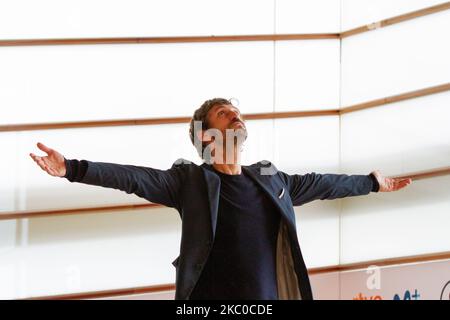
[247,160,279,175]
[169,159,205,182]
[171,158,200,169]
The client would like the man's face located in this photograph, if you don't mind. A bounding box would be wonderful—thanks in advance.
[206,103,247,137]
[195,103,247,163]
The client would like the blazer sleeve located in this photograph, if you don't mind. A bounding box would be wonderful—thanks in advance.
[64,159,185,210]
[278,171,377,206]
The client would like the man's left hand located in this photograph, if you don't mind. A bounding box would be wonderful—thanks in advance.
[371,170,412,192]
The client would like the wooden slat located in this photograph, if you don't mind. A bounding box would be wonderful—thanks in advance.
[339,83,450,114]
[0,203,162,221]
[0,117,192,132]
[2,81,449,132]
[243,110,338,120]
[340,2,450,38]
[0,33,339,47]
[0,2,447,49]
[309,251,450,275]
[26,283,176,300]
[25,251,450,300]
[0,110,339,132]
[391,166,450,181]
[1,166,448,221]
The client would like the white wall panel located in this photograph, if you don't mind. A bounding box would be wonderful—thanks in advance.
[340,174,450,263]
[94,291,175,300]
[340,91,450,175]
[0,42,274,124]
[275,40,340,111]
[295,201,341,268]
[273,116,340,173]
[340,92,450,263]
[1,124,195,212]
[0,207,181,299]
[274,116,341,268]
[1,119,277,212]
[341,10,450,105]
[240,120,275,166]
[0,0,274,39]
[0,133,19,212]
[276,0,341,34]
[342,0,449,31]
[0,220,16,251]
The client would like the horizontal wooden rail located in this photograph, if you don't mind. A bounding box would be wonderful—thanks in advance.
[310,251,450,275]
[0,116,192,132]
[0,33,339,47]
[0,203,160,221]
[391,166,450,181]
[340,2,450,38]
[25,283,176,300]
[25,250,450,300]
[339,83,450,114]
[1,82,449,132]
[0,110,339,133]
[0,2,448,48]
[1,166,448,221]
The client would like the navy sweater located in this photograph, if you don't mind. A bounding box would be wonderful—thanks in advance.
[189,168,281,299]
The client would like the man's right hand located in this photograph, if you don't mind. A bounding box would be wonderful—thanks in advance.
[30,142,67,177]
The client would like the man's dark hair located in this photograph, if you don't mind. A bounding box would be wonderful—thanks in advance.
[189,98,231,159]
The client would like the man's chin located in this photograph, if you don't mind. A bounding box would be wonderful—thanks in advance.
[231,122,246,130]
[224,126,248,140]
[235,128,248,140]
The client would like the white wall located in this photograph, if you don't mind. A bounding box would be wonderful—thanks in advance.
[0,42,275,124]
[340,4,450,263]
[0,0,275,38]
[276,0,341,34]
[341,0,449,31]
[275,40,340,111]
[1,0,448,299]
[341,9,450,106]
[0,207,182,299]
[274,116,341,268]
[0,1,342,298]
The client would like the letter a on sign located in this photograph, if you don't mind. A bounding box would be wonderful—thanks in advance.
[366,265,381,290]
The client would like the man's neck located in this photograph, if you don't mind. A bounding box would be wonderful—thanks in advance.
[210,145,242,175]
[212,163,242,175]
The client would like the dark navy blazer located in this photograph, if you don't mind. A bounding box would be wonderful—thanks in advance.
[72,158,377,300]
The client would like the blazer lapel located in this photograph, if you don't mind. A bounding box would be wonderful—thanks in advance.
[200,163,221,238]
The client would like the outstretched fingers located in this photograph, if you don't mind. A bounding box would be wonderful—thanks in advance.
[29,153,42,163]
[30,153,49,172]
[393,178,412,190]
[37,142,53,155]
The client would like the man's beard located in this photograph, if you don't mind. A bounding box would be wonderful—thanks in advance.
[225,126,247,143]
[229,120,248,140]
